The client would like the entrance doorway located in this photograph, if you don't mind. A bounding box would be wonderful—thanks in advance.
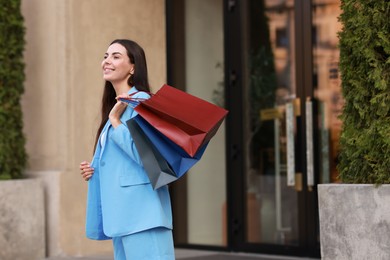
[167,0,343,258]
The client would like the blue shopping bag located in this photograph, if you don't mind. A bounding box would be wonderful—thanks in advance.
[127,118,178,189]
[133,115,208,178]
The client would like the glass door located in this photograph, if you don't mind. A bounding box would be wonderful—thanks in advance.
[242,0,300,246]
[225,0,342,257]
[312,0,343,185]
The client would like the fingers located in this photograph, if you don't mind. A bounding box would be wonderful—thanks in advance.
[79,161,94,181]
[115,100,128,108]
[116,93,134,106]
[116,93,130,100]
[82,170,93,181]
[79,161,89,170]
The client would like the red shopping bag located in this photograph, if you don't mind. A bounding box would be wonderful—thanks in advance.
[134,84,228,157]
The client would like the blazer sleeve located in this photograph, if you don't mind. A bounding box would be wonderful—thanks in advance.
[109,91,150,165]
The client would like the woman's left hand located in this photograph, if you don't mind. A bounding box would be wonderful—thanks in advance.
[80,161,94,181]
[109,93,129,128]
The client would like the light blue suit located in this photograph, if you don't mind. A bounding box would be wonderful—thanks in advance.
[85,87,173,241]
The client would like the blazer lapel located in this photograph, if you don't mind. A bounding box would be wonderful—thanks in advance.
[99,120,111,156]
[91,120,111,166]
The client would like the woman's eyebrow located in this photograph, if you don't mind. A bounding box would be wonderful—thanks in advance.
[105,52,123,56]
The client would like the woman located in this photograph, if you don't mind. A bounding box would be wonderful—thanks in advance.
[79,39,175,260]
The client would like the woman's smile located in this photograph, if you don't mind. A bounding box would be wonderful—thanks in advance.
[101,43,134,84]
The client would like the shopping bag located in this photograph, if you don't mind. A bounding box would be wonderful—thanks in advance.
[133,115,208,178]
[127,118,178,189]
[134,84,228,157]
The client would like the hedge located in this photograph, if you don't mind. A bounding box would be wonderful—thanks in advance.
[0,0,27,179]
[338,0,390,183]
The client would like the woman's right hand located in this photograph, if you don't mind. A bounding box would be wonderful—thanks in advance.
[79,161,94,181]
[109,93,128,128]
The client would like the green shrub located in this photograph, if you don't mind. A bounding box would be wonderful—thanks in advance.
[0,0,27,179]
[338,0,390,183]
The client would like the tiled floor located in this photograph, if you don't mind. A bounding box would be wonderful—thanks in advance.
[44,249,319,260]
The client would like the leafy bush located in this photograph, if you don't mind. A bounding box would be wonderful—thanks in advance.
[338,0,390,183]
[0,0,27,179]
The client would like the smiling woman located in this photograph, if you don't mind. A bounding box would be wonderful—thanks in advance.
[79,39,175,260]
[102,44,134,86]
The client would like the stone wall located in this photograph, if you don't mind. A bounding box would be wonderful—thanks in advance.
[21,0,166,257]
[0,179,45,260]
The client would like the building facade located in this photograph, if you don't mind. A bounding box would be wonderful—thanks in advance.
[21,0,343,258]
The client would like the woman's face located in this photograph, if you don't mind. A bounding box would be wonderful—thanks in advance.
[101,43,134,85]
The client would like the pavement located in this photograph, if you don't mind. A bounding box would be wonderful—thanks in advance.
[44,248,320,260]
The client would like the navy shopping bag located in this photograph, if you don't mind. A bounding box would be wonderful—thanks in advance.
[133,115,208,178]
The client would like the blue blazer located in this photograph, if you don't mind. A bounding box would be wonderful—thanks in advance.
[86,87,173,240]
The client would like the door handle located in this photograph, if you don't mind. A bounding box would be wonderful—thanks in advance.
[305,98,314,190]
[286,102,295,186]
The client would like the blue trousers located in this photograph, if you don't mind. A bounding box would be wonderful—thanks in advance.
[112,227,175,260]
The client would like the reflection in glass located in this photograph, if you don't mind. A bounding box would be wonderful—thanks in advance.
[244,0,298,245]
[312,0,343,184]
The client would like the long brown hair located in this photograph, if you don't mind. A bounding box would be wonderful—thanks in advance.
[93,39,150,151]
